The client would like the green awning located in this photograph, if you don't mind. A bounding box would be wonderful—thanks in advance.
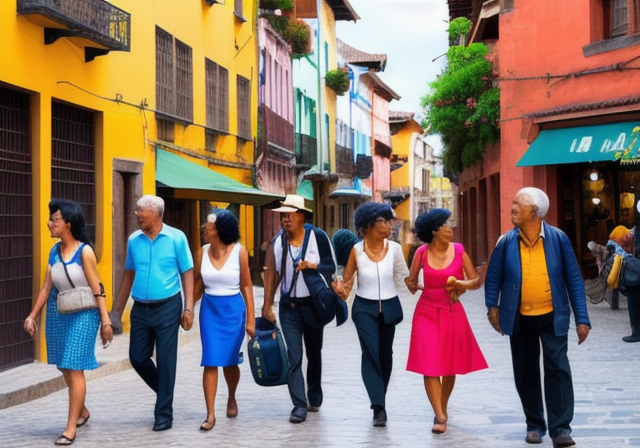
[155,148,282,206]
[517,121,640,167]
[296,179,314,201]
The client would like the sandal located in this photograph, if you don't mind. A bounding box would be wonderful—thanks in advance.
[199,418,216,431]
[432,416,447,434]
[54,434,76,446]
[76,413,90,428]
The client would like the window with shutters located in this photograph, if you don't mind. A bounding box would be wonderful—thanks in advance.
[237,75,252,140]
[51,102,96,244]
[205,59,229,133]
[155,27,193,123]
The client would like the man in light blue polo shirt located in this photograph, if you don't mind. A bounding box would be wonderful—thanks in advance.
[114,195,194,431]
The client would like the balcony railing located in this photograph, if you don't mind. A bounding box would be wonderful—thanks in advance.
[17,0,131,61]
[258,105,295,155]
[295,133,317,170]
[335,144,354,176]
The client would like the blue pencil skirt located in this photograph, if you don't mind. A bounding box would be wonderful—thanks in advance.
[199,292,246,367]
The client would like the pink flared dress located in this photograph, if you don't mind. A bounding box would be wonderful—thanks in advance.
[406,243,488,377]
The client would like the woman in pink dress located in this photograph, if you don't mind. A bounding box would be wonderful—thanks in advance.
[405,208,488,434]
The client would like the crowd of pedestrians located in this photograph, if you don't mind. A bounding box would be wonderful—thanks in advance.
[24,189,602,448]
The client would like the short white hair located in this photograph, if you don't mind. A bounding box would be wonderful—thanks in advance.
[137,195,164,217]
[516,187,549,218]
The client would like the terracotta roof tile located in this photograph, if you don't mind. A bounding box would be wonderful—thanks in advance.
[526,94,640,118]
[337,39,387,71]
[389,111,415,123]
[326,0,360,22]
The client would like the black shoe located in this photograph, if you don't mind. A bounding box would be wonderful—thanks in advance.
[552,434,575,448]
[372,406,387,427]
[622,334,640,342]
[289,407,307,424]
[307,404,320,412]
[152,421,172,431]
[525,430,543,444]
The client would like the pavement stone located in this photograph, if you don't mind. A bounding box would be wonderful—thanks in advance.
[0,286,639,448]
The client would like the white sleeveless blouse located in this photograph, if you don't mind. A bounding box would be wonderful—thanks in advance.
[201,243,241,296]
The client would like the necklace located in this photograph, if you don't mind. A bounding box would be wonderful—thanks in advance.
[365,240,386,260]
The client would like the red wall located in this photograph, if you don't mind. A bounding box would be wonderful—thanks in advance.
[497,0,640,232]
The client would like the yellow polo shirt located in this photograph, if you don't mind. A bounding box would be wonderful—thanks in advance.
[519,227,553,316]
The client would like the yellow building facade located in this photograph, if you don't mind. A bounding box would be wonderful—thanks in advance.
[0,0,267,368]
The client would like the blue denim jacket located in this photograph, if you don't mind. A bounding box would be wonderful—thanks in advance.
[485,222,591,336]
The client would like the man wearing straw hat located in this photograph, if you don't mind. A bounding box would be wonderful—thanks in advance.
[263,194,337,423]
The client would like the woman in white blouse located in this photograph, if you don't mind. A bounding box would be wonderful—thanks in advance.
[194,210,255,431]
[333,202,409,427]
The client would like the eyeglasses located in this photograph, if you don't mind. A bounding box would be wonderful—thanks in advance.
[444,219,456,228]
[134,208,151,217]
[375,217,392,224]
[48,216,64,223]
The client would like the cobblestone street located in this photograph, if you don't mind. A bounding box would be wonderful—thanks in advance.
[1,286,639,448]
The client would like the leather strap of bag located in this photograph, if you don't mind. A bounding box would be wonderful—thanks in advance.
[57,243,105,297]
[58,244,77,289]
[281,228,311,301]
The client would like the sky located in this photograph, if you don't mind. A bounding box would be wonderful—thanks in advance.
[336,0,450,153]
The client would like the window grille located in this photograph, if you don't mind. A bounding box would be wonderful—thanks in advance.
[175,39,193,121]
[51,102,96,244]
[237,75,251,140]
[156,27,174,116]
[155,27,193,122]
[0,86,33,370]
[611,0,629,36]
[205,59,229,133]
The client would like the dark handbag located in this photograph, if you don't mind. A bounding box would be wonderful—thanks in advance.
[247,317,288,386]
[619,255,640,294]
[301,269,348,327]
[297,225,348,327]
[56,244,101,314]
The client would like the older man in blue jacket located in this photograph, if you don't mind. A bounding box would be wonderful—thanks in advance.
[485,187,590,448]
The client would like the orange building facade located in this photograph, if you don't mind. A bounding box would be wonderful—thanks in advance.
[454,0,640,275]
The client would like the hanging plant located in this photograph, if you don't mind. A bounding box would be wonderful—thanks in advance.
[284,19,312,58]
[325,68,350,95]
[262,14,312,59]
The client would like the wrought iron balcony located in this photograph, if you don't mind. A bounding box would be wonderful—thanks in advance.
[258,105,295,157]
[295,133,318,170]
[335,144,354,176]
[17,0,131,62]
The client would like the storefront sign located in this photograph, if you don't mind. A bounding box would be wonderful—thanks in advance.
[518,121,640,166]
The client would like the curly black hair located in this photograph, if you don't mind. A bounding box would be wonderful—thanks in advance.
[354,202,394,236]
[413,208,451,244]
[207,209,240,245]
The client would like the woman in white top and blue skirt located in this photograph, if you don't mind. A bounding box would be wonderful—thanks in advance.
[333,202,410,427]
[194,209,255,431]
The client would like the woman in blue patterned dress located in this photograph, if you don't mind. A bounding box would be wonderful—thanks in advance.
[24,199,113,446]
[194,209,255,431]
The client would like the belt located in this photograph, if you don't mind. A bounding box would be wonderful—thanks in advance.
[134,293,179,308]
[280,296,312,310]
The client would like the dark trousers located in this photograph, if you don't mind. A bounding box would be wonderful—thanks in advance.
[626,291,640,336]
[279,303,324,409]
[352,296,398,408]
[129,293,182,424]
[509,312,574,438]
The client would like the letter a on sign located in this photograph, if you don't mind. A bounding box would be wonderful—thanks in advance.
[610,133,626,152]
[570,136,592,153]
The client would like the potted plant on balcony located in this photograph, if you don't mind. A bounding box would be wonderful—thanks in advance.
[325,67,350,96]
[284,19,312,58]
